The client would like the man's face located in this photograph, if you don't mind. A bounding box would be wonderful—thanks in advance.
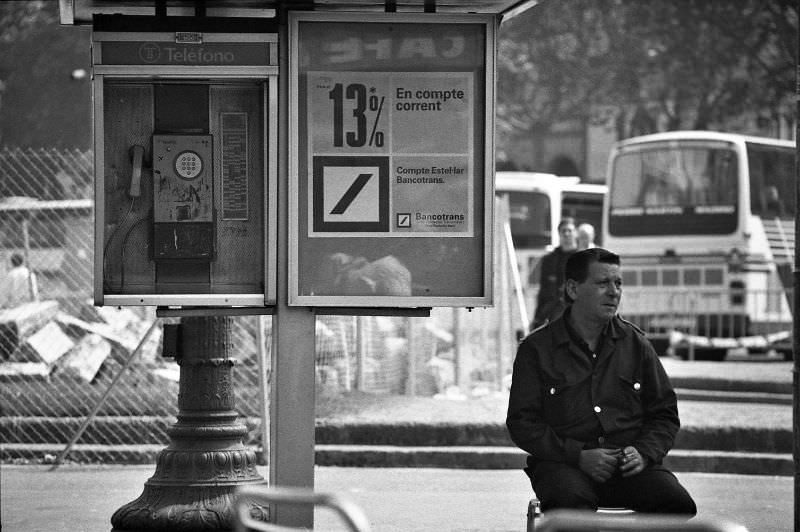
[566,261,622,322]
[577,229,592,249]
[559,223,577,250]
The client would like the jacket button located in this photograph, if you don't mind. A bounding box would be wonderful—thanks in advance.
[594,405,602,413]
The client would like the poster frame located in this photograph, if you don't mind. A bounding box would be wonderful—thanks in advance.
[288,11,496,308]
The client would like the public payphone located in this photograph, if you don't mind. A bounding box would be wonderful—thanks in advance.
[152,134,214,260]
[92,32,277,306]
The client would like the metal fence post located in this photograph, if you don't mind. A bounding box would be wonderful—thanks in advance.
[453,307,461,389]
[356,316,366,391]
[406,317,416,396]
[256,314,270,468]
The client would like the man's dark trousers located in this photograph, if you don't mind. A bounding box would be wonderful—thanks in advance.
[528,461,697,515]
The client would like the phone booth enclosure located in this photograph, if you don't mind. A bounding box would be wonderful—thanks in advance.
[100,81,267,303]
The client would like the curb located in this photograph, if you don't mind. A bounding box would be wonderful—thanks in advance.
[2,418,793,454]
[4,443,791,476]
[675,387,792,405]
[669,376,792,395]
[315,422,793,454]
[316,445,794,476]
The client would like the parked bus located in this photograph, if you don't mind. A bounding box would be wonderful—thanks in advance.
[495,172,607,321]
[602,131,795,359]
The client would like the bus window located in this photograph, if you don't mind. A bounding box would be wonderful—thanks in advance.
[747,142,795,219]
[608,140,738,236]
[504,191,551,248]
[561,191,603,245]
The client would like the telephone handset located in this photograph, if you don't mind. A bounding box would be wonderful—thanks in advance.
[129,145,144,198]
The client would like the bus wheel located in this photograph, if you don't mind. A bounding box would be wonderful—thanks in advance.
[675,347,727,362]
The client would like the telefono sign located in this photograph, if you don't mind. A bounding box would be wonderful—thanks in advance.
[100,41,272,66]
[137,42,236,64]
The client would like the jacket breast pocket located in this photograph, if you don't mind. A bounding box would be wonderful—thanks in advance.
[543,380,589,425]
[617,375,644,416]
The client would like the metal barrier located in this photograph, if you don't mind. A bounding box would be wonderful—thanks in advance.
[619,287,792,338]
[528,499,636,532]
[534,509,748,532]
[616,287,792,359]
[233,486,372,532]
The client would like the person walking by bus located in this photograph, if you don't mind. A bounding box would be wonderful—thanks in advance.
[0,253,39,308]
[507,248,696,516]
[530,217,577,329]
[577,223,596,250]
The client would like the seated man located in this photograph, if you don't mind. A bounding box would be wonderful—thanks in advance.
[506,248,696,516]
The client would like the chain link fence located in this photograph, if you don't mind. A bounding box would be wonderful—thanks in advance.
[0,147,520,464]
[2,147,794,465]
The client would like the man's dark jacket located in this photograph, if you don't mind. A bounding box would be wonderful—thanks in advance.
[506,312,679,468]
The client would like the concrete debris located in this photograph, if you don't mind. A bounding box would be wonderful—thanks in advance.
[0,301,158,382]
[25,321,74,365]
[54,333,111,383]
[0,300,60,358]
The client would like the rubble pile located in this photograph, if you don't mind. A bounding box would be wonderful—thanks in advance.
[0,300,162,383]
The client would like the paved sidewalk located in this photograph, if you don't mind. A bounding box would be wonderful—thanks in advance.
[1,465,793,532]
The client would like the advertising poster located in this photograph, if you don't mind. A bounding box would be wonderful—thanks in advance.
[291,14,494,305]
[307,71,474,237]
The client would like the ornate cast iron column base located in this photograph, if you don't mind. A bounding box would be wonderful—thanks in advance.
[111,316,267,531]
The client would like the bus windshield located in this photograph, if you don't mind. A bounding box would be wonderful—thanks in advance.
[608,140,738,236]
[506,190,551,248]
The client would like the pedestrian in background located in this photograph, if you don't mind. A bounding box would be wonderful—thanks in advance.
[507,248,696,516]
[577,223,596,250]
[1,253,39,308]
[530,217,577,329]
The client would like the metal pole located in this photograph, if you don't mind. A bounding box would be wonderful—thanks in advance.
[792,66,799,532]
[497,221,509,392]
[356,316,366,391]
[267,17,316,528]
[339,318,352,391]
[496,196,509,391]
[22,217,35,301]
[111,316,267,531]
[257,314,271,468]
[505,221,529,336]
[453,307,461,389]
[406,317,416,396]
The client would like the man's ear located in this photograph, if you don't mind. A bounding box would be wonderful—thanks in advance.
[564,278,578,301]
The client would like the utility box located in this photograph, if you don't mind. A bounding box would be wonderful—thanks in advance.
[92,31,278,307]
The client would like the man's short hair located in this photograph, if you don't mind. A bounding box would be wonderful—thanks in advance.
[563,248,620,303]
[10,253,23,267]
[557,217,576,231]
